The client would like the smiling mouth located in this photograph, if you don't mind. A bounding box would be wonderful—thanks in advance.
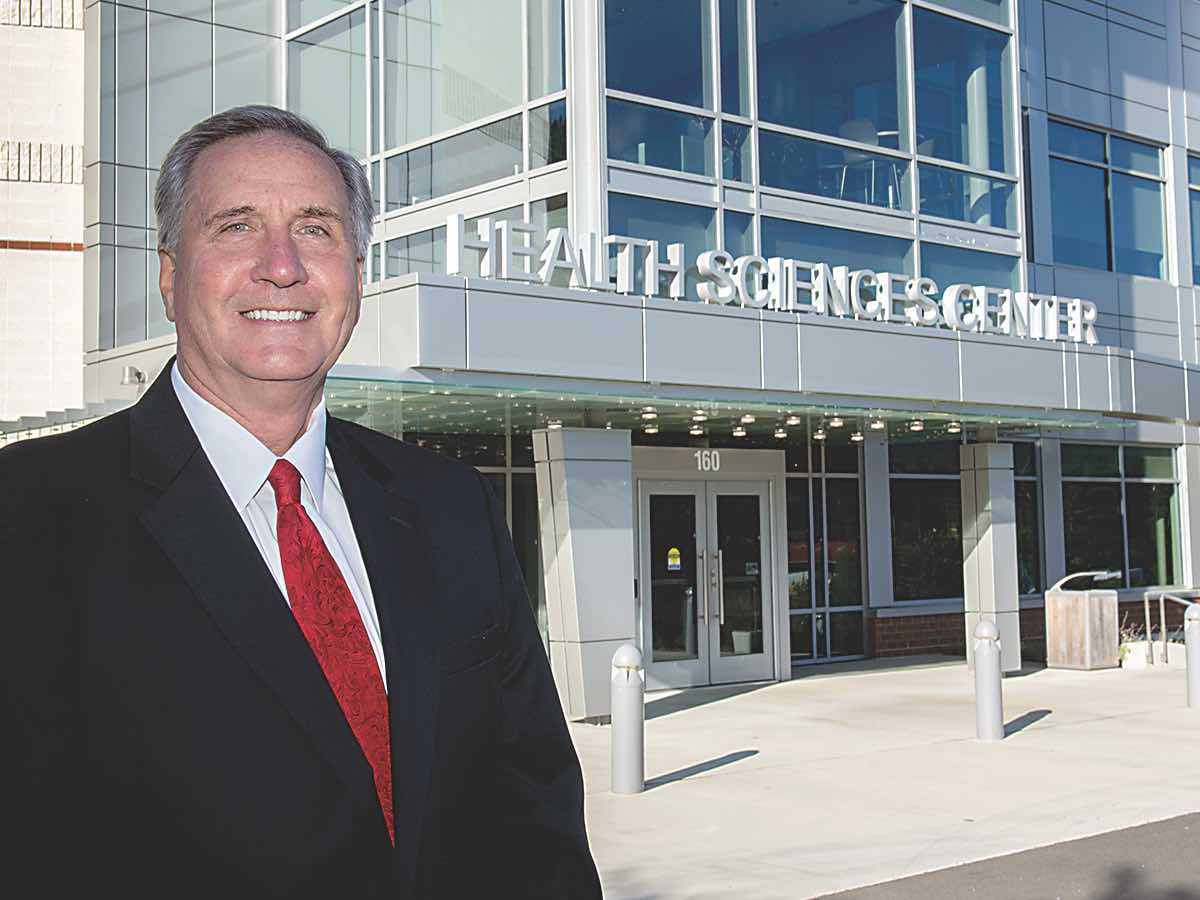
[240,309,315,322]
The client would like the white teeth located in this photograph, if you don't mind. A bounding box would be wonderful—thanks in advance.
[241,309,312,321]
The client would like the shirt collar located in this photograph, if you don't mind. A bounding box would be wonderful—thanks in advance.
[171,362,328,512]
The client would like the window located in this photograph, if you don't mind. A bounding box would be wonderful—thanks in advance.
[607,98,713,176]
[718,0,750,116]
[920,243,1019,291]
[607,194,717,298]
[288,10,365,160]
[761,217,914,276]
[385,226,445,278]
[918,165,1015,229]
[528,0,564,99]
[889,440,963,602]
[721,122,752,183]
[384,114,522,210]
[1010,442,1042,595]
[756,0,906,150]
[758,129,910,211]
[382,0,523,150]
[724,210,754,258]
[913,8,1012,173]
[1061,444,1180,588]
[1188,157,1200,283]
[530,99,567,169]
[787,425,866,663]
[1048,122,1165,278]
[606,0,712,109]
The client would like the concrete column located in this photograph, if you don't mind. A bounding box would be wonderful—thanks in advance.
[533,427,635,720]
[962,443,1022,673]
[566,0,606,240]
[862,431,895,609]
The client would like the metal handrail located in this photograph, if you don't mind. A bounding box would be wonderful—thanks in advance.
[1144,591,1200,665]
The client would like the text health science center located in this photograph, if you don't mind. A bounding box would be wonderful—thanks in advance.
[59,0,1200,719]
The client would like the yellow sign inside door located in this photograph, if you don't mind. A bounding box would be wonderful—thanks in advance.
[666,547,682,572]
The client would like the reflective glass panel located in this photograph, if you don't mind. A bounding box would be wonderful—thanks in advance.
[829,611,864,657]
[649,494,701,662]
[607,99,713,176]
[512,473,546,638]
[759,130,909,211]
[757,0,906,149]
[920,243,1019,291]
[1061,443,1119,477]
[288,0,353,30]
[401,431,505,467]
[825,479,862,607]
[1124,446,1174,480]
[608,194,717,297]
[528,0,564,99]
[148,12,215,167]
[928,0,1009,25]
[1049,158,1108,270]
[288,10,365,159]
[384,115,522,210]
[383,0,522,150]
[1111,173,1164,278]
[1015,480,1041,594]
[786,479,813,610]
[761,217,913,275]
[722,121,752,183]
[890,440,960,475]
[790,614,814,661]
[717,494,765,657]
[1010,442,1037,476]
[385,226,445,277]
[914,8,1012,172]
[1062,482,1124,576]
[1191,190,1200,283]
[919,165,1015,229]
[606,0,712,109]
[724,210,754,258]
[1189,156,1200,186]
[1110,138,1160,177]
[1126,483,1178,587]
[1048,121,1104,163]
[530,99,567,169]
[530,194,570,286]
[890,479,964,601]
[719,0,750,115]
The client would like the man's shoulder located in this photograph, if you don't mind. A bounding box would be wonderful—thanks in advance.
[0,409,130,480]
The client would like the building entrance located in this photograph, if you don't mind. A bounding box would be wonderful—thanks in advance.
[638,477,776,689]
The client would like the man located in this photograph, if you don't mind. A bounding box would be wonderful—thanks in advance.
[0,105,602,897]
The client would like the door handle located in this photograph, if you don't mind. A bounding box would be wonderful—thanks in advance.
[717,549,726,626]
[697,550,707,625]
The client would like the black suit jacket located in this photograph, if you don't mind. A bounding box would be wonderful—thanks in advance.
[0,364,601,898]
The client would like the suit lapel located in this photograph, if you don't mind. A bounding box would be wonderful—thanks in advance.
[327,417,441,880]
[130,366,381,829]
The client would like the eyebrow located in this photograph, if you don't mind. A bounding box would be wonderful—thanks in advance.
[202,205,256,229]
[201,204,344,230]
[297,205,343,222]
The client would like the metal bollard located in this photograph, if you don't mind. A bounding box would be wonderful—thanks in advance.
[610,643,645,794]
[1187,606,1200,710]
[973,620,1005,741]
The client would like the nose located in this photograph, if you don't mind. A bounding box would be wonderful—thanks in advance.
[251,229,308,289]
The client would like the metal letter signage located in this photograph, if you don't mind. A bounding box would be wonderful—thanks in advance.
[446,215,1101,345]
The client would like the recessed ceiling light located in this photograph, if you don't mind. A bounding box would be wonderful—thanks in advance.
[947,421,962,434]
[689,424,704,436]
[641,410,658,420]
[813,428,827,441]
[692,411,709,422]
[732,425,747,437]
[909,420,924,432]
[870,418,885,430]
[774,427,787,439]
[547,418,563,430]
[740,414,756,424]
[828,416,844,428]
[785,415,802,426]
[850,431,864,443]
[643,423,659,435]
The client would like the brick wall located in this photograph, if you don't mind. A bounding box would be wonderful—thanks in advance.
[868,607,1049,661]
[0,1,84,29]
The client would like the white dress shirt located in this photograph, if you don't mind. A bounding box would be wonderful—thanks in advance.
[171,363,387,687]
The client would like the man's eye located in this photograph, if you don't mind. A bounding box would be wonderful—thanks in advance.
[300,224,330,236]
[221,222,249,233]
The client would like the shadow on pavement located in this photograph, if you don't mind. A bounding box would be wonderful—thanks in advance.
[644,682,771,720]
[1094,866,1200,900]
[645,749,758,790]
[1004,708,1052,736]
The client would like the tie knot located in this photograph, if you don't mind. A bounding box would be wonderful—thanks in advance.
[268,459,302,507]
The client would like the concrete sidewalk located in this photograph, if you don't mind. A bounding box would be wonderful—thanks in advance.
[570,658,1200,899]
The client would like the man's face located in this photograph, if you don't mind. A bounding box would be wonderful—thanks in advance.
[159,132,363,396]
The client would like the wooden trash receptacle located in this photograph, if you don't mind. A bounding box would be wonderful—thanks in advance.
[1045,589,1119,670]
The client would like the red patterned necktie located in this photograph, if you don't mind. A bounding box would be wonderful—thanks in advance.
[267,459,394,845]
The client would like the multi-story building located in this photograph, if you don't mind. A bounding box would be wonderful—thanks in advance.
[46,0,1200,718]
[0,0,84,421]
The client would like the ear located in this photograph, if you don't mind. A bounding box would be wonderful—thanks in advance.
[158,248,178,322]
[354,254,364,324]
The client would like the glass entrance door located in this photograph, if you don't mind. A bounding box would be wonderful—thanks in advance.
[640,480,775,688]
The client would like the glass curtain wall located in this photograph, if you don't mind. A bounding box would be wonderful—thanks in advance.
[601,0,1022,302]
[288,0,567,283]
[1062,444,1181,587]
[785,426,866,663]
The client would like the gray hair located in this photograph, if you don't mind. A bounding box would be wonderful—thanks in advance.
[154,104,373,259]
